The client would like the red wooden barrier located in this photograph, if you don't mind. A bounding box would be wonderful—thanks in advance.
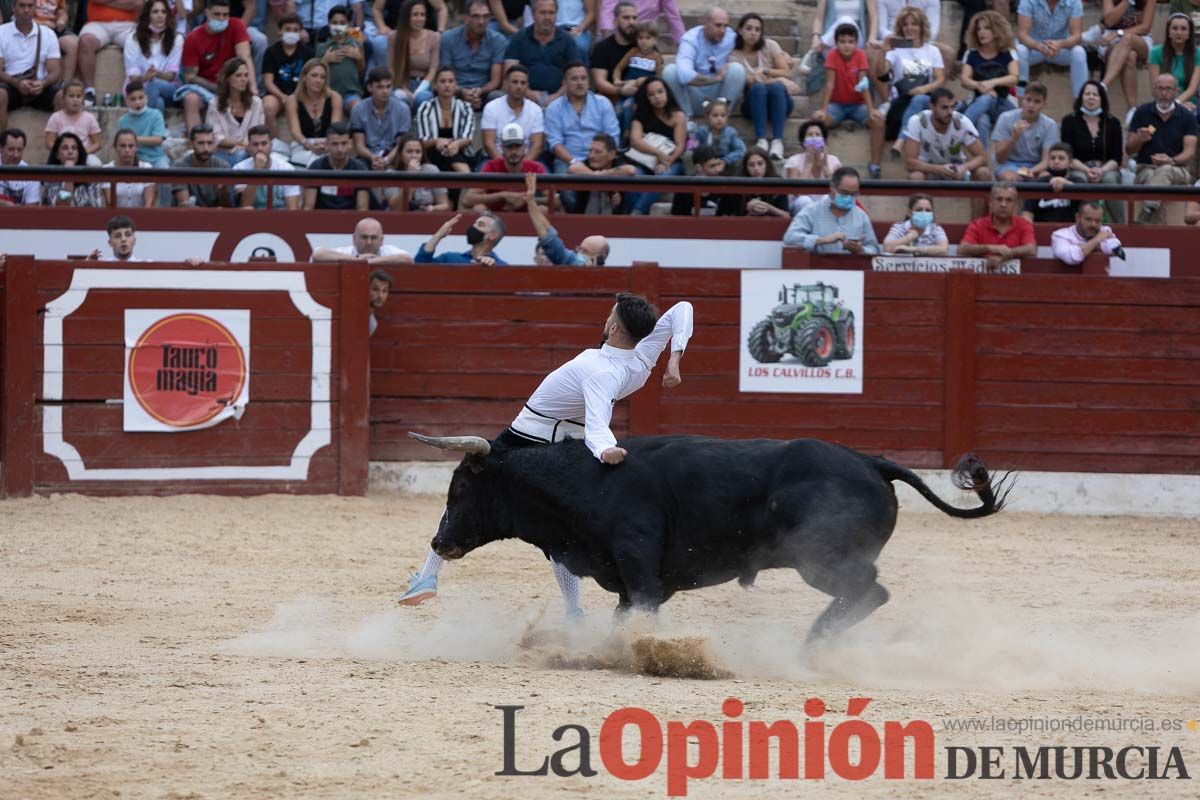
[372,266,1200,474]
[1,259,371,497]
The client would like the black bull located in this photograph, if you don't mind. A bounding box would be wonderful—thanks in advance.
[411,433,1010,641]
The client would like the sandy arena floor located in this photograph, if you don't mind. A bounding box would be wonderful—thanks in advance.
[2,491,1199,799]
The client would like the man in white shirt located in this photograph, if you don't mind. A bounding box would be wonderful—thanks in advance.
[0,0,63,132]
[398,294,694,614]
[0,127,39,205]
[1050,201,1123,266]
[480,64,545,161]
[311,217,414,264]
[234,126,302,210]
[901,88,991,182]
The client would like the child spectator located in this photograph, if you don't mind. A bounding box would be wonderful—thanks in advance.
[671,143,733,215]
[44,80,102,165]
[613,21,663,86]
[1020,142,1076,223]
[104,128,155,207]
[813,23,874,133]
[285,59,344,166]
[119,80,169,168]
[262,13,316,139]
[692,97,745,173]
[123,0,182,112]
[206,58,265,166]
[992,81,1055,181]
[317,5,366,112]
[384,133,453,211]
[41,132,105,206]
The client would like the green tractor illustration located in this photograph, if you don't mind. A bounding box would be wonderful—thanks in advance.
[747,282,855,366]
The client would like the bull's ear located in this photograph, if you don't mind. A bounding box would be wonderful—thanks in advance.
[408,432,491,456]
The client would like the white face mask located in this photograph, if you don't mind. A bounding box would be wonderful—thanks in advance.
[329,23,348,36]
[1156,99,1176,114]
[281,31,301,45]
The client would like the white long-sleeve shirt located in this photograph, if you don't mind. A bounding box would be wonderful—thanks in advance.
[1051,223,1121,265]
[511,301,694,460]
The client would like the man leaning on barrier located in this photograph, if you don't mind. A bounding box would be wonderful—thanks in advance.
[958,181,1037,269]
[782,166,880,255]
[1051,200,1123,266]
[311,217,415,264]
[523,173,610,265]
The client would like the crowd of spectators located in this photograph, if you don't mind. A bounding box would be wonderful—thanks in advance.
[0,0,1197,234]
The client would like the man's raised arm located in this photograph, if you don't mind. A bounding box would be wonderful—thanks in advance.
[634,300,693,386]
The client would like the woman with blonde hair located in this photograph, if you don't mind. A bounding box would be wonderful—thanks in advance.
[959,10,1017,148]
[868,6,944,171]
[205,58,265,166]
[285,59,345,166]
[387,0,440,109]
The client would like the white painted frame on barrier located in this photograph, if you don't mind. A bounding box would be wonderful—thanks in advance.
[41,269,333,481]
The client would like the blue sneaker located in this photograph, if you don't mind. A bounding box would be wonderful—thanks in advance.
[397,572,437,606]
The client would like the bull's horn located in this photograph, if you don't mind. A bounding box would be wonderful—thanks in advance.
[408,432,491,455]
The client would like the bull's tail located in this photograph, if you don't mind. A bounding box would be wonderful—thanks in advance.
[872,453,1013,519]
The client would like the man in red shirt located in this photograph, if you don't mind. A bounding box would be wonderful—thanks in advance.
[959,181,1038,269]
[178,0,255,132]
[461,122,546,212]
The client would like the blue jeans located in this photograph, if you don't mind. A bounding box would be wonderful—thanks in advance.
[142,77,179,111]
[1016,42,1088,96]
[563,26,591,65]
[629,160,683,214]
[663,62,747,117]
[552,158,578,212]
[828,102,869,126]
[743,81,793,139]
[367,32,390,69]
[901,93,932,132]
[963,93,1014,148]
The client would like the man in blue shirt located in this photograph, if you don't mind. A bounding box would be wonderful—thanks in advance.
[415,212,509,264]
[783,167,881,254]
[439,0,508,109]
[661,7,745,118]
[503,0,583,106]
[1015,0,1087,97]
[545,62,621,210]
[524,174,610,265]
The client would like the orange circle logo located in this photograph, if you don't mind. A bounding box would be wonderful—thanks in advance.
[128,314,247,427]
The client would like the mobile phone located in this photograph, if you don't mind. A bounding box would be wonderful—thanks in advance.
[891,36,914,48]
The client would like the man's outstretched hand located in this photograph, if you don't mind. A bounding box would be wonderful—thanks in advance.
[600,447,627,464]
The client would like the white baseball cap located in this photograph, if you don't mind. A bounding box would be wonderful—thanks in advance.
[500,123,525,145]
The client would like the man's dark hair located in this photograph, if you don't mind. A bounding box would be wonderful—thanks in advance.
[929,86,955,105]
[367,66,394,85]
[563,60,588,77]
[189,123,214,139]
[1025,81,1048,100]
[1048,141,1073,158]
[693,144,722,167]
[106,215,135,235]
[479,210,505,242]
[1079,200,1104,214]
[614,293,658,342]
[834,22,858,41]
[504,63,529,78]
[278,11,303,27]
[1,128,27,147]
[831,165,860,188]
[247,124,272,140]
[369,268,393,285]
[328,4,351,21]
[592,132,617,152]
[327,120,351,137]
[125,79,145,95]
[207,0,230,8]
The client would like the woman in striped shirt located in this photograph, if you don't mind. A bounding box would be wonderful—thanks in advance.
[414,66,475,172]
[883,193,948,255]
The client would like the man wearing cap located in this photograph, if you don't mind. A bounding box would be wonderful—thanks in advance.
[480,64,545,161]
[462,122,547,212]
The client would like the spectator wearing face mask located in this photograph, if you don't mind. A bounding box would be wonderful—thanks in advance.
[783,118,841,215]
[783,166,880,254]
[883,193,948,254]
[523,174,610,265]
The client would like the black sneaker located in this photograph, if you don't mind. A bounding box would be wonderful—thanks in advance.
[84,87,96,107]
